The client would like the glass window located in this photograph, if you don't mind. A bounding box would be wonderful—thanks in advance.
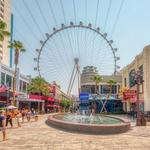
[1,72,5,85]
[23,82,27,93]
[124,78,127,87]
[139,65,143,84]
[112,85,117,94]
[6,74,12,88]
[19,80,22,92]
[100,85,110,94]
[129,69,136,88]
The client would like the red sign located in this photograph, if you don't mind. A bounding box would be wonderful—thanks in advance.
[123,90,136,100]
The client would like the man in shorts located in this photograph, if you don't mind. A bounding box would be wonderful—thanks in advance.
[0,110,6,141]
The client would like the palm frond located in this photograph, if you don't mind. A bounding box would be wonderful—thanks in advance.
[2,31,10,36]
[0,21,7,30]
[0,33,4,41]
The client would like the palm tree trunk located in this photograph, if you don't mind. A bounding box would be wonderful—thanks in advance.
[13,64,17,106]
[13,50,19,106]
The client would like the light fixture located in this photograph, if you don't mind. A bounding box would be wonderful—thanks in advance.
[34,58,37,61]
[34,67,37,71]
[61,24,65,28]
[79,21,83,26]
[113,48,117,52]
[70,22,74,26]
[116,57,120,61]
[103,33,107,38]
[45,33,49,38]
[35,49,39,52]
[109,40,113,44]
[40,40,43,44]
[97,27,100,32]
[88,23,92,28]
[53,27,56,31]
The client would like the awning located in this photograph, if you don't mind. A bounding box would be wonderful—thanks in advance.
[47,97,54,102]
[29,94,54,102]
[0,85,8,93]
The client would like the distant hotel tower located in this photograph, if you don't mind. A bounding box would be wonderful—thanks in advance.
[0,0,11,66]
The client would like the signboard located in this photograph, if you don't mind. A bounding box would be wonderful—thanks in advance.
[123,90,136,100]
[79,93,89,101]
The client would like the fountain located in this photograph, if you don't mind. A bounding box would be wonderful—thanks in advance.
[47,112,130,134]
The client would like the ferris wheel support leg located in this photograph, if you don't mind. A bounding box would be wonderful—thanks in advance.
[69,69,78,96]
[67,64,76,95]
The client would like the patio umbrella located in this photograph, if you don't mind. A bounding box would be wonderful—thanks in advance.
[6,105,17,110]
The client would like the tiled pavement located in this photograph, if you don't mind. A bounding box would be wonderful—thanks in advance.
[0,114,150,150]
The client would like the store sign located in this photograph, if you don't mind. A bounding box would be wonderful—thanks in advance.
[79,93,89,100]
[123,90,136,100]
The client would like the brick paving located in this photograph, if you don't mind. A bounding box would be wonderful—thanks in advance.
[0,114,150,150]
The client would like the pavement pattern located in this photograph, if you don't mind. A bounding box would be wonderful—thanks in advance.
[0,114,150,150]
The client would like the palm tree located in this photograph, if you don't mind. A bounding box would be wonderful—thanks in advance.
[27,76,50,96]
[8,40,26,105]
[0,21,10,41]
[92,75,103,94]
[107,79,117,97]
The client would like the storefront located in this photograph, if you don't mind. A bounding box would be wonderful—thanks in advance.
[122,89,144,112]
[17,98,45,113]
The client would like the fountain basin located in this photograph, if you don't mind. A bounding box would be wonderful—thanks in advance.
[47,113,130,134]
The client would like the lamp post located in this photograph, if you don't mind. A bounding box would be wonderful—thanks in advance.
[134,69,144,126]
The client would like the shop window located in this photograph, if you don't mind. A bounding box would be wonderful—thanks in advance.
[1,72,5,85]
[23,82,27,93]
[100,85,110,94]
[139,65,144,84]
[6,74,12,88]
[124,78,127,87]
[112,85,117,94]
[19,80,22,92]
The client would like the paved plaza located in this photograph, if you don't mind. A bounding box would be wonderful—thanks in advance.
[0,114,150,150]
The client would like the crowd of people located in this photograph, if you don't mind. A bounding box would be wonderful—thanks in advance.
[0,108,38,141]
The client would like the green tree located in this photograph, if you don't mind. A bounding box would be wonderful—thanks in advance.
[8,40,26,105]
[27,76,50,96]
[92,75,103,94]
[0,20,10,41]
[60,99,72,112]
[107,79,117,96]
[60,99,67,112]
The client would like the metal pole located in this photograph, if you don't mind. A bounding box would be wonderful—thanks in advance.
[136,79,141,126]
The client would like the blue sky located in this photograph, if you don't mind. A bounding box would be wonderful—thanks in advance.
[12,0,150,94]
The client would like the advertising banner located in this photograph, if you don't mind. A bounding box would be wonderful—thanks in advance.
[123,90,136,100]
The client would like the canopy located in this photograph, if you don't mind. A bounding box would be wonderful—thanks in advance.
[6,105,17,110]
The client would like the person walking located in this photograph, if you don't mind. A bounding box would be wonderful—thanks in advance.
[6,110,13,128]
[16,111,22,127]
[0,110,6,141]
[26,110,31,122]
[21,108,26,123]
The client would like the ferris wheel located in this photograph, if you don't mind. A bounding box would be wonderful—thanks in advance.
[33,21,120,95]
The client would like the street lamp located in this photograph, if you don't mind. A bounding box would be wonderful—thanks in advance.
[133,69,144,126]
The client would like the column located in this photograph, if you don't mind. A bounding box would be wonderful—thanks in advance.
[42,102,45,113]
[143,46,150,111]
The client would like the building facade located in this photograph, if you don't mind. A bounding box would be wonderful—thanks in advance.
[0,0,11,66]
[121,45,150,112]
[0,63,30,107]
[80,66,123,112]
